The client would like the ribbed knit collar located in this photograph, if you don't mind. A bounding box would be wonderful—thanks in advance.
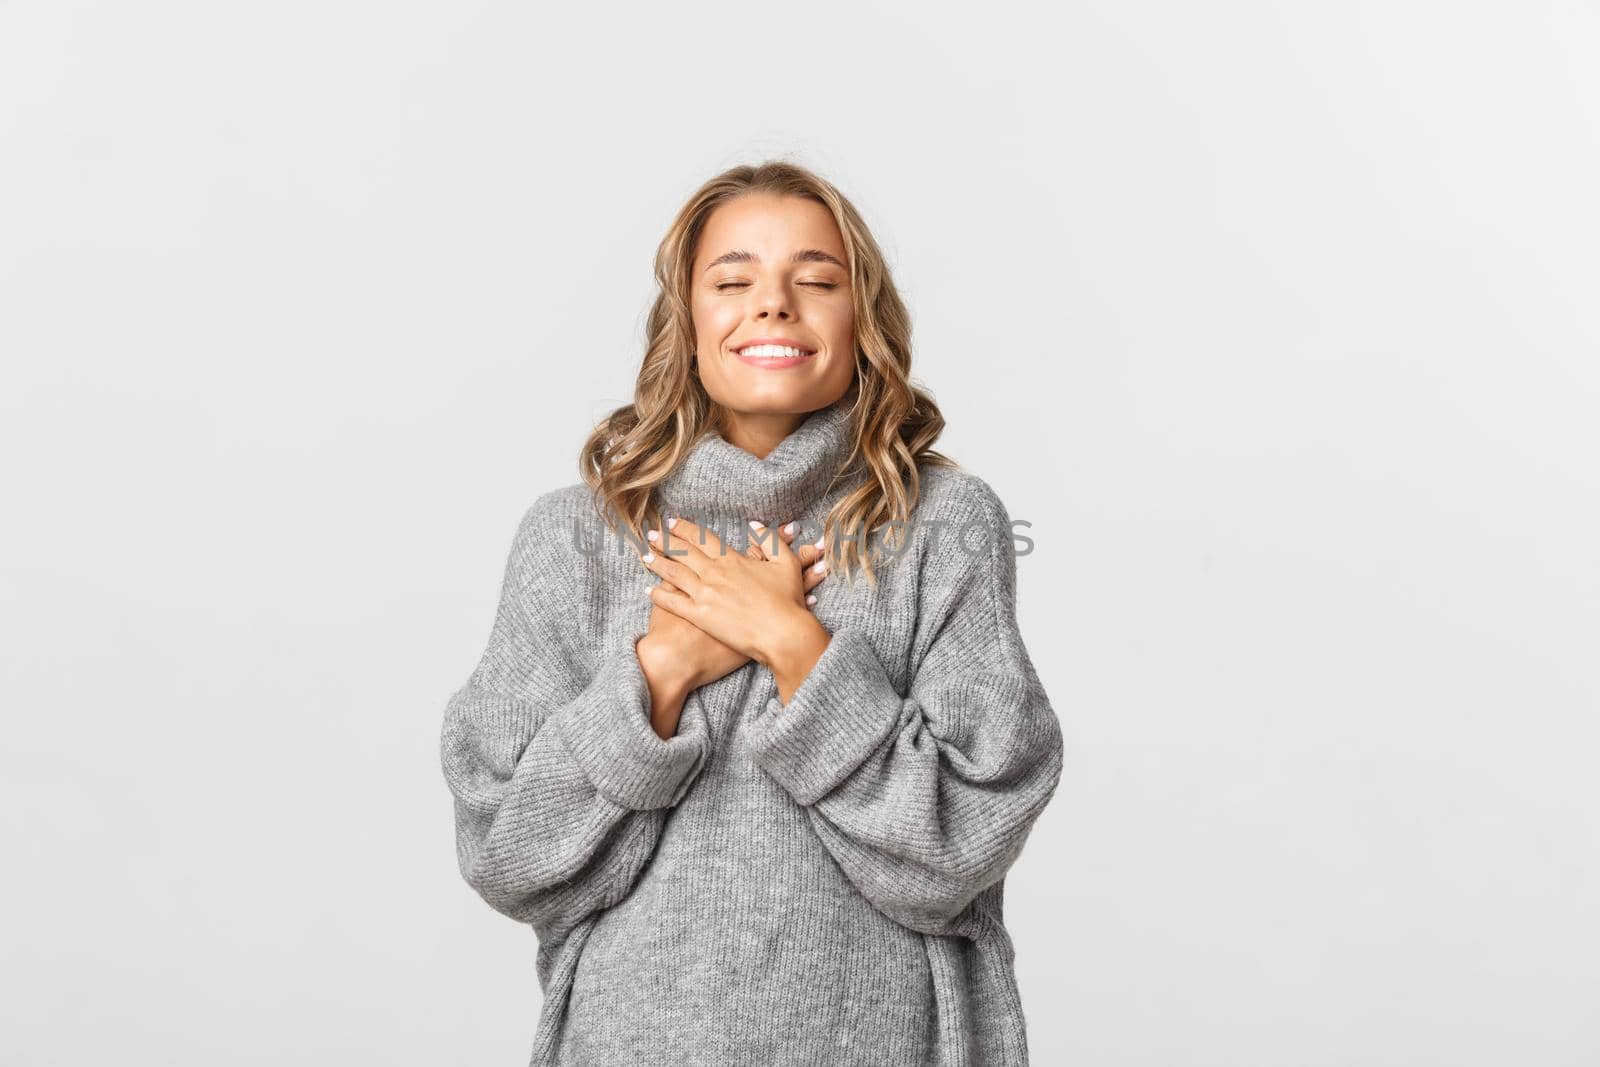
[655,395,862,524]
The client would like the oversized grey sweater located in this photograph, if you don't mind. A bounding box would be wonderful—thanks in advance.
[440,397,1065,1065]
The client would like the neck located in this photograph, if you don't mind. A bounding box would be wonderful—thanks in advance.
[712,407,806,460]
[656,393,863,524]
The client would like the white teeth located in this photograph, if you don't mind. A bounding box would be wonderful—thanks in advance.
[738,344,812,358]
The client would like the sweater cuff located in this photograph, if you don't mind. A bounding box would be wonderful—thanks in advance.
[551,632,709,812]
[746,626,904,806]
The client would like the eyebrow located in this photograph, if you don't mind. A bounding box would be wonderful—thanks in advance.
[702,248,848,272]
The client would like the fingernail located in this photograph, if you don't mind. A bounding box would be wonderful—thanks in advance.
[812,536,825,549]
[811,560,827,576]
[783,520,796,536]
[642,551,654,563]
[747,519,763,531]
[666,517,677,529]
[647,529,659,542]
[805,593,816,606]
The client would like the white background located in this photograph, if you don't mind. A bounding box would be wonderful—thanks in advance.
[2,1,1596,1063]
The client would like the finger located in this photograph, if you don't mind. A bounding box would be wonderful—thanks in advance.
[663,516,720,559]
[803,563,826,593]
[778,520,809,548]
[651,570,685,593]
[741,519,779,561]
[766,519,801,563]
[646,580,697,619]
[803,546,831,589]
[654,523,713,578]
[745,520,784,561]
[803,529,827,602]
[803,550,829,586]
[783,524,824,574]
[750,518,807,563]
[755,518,793,563]
[643,530,703,594]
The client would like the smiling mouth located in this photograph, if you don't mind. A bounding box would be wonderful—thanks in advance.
[731,344,816,370]
[732,342,817,357]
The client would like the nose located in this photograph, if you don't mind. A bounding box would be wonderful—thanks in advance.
[753,279,792,320]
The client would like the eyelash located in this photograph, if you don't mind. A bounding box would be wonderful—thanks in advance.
[714,281,837,292]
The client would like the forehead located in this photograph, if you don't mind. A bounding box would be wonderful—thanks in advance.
[695,194,846,266]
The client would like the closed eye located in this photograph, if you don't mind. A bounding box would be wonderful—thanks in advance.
[714,281,839,291]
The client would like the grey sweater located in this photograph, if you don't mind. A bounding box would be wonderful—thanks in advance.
[440,397,1065,1065]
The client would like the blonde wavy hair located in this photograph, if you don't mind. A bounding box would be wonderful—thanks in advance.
[579,159,955,587]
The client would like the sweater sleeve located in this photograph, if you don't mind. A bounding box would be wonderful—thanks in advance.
[440,500,710,946]
[744,480,1064,938]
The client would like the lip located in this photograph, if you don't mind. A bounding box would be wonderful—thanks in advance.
[730,336,817,356]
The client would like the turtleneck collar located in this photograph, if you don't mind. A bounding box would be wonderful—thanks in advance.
[655,394,862,524]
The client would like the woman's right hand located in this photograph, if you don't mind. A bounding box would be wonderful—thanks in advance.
[634,520,827,738]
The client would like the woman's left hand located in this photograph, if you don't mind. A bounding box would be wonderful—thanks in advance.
[642,517,824,668]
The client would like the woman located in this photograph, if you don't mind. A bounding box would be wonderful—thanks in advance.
[440,161,1065,1066]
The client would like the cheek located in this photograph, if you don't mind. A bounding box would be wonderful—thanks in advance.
[826,306,855,351]
[691,300,739,344]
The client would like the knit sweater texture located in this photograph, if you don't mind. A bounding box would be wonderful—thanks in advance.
[440,396,1065,1065]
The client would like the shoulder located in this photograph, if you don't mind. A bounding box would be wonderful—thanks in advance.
[898,464,1034,675]
[910,463,1019,564]
[501,481,604,595]
[512,481,597,544]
